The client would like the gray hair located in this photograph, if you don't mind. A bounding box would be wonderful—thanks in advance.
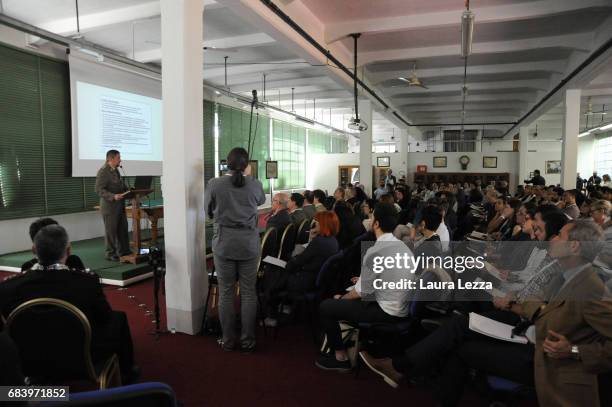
[276,193,289,209]
[568,219,604,262]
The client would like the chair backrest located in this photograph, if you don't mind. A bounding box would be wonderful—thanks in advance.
[6,298,98,382]
[316,250,345,289]
[257,227,277,275]
[296,219,310,244]
[278,223,296,260]
[410,268,452,318]
[45,382,177,407]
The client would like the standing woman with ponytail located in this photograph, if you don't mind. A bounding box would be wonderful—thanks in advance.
[204,147,266,352]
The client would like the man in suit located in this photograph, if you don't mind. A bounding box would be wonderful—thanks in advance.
[0,225,138,382]
[302,190,316,219]
[561,189,580,220]
[266,193,292,234]
[521,220,612,407]
[288,193,307,226]
[524,169,546,186]
[95,150,130,261]
[20,218,85,271]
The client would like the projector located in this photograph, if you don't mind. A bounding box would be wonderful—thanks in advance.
[347,117,368,132]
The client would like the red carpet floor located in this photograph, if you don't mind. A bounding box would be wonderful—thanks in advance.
[1,270,537,406]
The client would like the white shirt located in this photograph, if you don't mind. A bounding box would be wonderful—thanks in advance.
[436,222,450,253]
[355,233,413,317]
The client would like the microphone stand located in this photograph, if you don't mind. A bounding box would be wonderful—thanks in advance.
[247,89,258,157]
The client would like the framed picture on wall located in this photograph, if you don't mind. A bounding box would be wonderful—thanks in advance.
[266,161,278,179]
[546,160,562,174]
[483,156,498,168]
[377,156,390,167]
[248,160,258,179]
[433,156,447,168]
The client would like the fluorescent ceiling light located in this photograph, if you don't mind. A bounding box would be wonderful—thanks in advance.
[578,131,591,138]
[598,123,612,131]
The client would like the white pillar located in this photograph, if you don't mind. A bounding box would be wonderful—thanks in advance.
[398,128,409,181]
[358,100,373,196]
[161,0,207,335]
[519,126,529,186]
[561,89,581,189]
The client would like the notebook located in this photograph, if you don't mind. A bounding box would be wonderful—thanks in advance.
[468,312,528,344]
[262,256,287,269]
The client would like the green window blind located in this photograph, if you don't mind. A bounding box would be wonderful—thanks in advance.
[203,100,215,184]
[272,119,305,190]
[0,44,47,219]
[217,104,270,190]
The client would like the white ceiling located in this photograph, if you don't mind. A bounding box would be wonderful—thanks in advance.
[2,0,612,142]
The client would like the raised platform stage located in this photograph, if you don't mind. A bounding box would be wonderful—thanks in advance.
[0,237,154,286]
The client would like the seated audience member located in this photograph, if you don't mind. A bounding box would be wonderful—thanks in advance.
[353,185,367,204]
[316,203,413,372]
[302,190,316,219]
[591,199,611,236]
[361,199,376,232]
[333,187,345,206]
[408,204,443,260]
[361,220,610,406]
[435,200,451,253]
[267,193,292,234]
[334,205,366,250]
[509,201,537,241]
[0,331,24,385]
[380,193,401,213]
[0,225,138,382]
[486,196,513,234]
[561,189,580,220]
[345,186,357,207]
[21,218,85,271]
[580,198,593,218]
[394,188,410,210]
[263,211,339,326]
[313,189,327,212]
[374,180,388,200]
[288,193,307,226]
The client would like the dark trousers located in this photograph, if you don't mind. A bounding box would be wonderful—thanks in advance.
[91,311,134,375]
[319,299,405,351]
[392,310,534,407]
[0,331,24,385]
[262,266,316,317]
[103,207,129,257]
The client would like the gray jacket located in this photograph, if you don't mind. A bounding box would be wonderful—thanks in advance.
[205,174,266,260]
[95,164,128,215]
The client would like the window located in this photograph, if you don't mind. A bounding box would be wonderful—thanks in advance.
[595,135,612,176]
[443,130,476,152]
[373,144,396,153]
[272,120,305,190]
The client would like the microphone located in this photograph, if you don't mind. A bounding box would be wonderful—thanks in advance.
[118,165,132,189]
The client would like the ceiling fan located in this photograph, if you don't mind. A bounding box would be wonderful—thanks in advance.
[397,63,428,89]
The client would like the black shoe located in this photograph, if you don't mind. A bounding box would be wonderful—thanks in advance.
[106,255,119,262]
[217,338,235,352]
[315,355,352,373]
[122,365,141,384]
[240,345,256,354]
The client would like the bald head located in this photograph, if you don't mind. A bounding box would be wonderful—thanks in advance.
[272,193,288,212]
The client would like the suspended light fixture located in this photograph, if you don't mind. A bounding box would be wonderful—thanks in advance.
[461,1,475,58]
[347,33,368,132]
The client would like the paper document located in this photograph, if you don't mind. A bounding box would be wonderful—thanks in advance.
[468,312,528,344]
[474,277,506,297]
[470,231,489,240]
[262,256,287,269]
[484,261,506,281]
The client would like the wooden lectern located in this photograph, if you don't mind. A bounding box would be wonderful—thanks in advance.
[120,188,154,264]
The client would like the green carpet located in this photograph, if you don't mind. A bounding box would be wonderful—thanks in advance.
[0,237,154,282]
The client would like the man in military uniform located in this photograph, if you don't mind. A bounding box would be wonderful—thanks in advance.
[96,150,130,261]
[0,225,137,382]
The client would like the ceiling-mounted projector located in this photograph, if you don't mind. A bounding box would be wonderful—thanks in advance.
[348,117,368,132]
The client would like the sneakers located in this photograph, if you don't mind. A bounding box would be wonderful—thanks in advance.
[359,351,404,388]
[315,354,352,373]
[263,317,278,327]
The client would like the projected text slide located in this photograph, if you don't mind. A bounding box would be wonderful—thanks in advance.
[100,96,153,154]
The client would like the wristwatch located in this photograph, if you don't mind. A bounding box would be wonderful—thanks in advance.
[571,345,580,359]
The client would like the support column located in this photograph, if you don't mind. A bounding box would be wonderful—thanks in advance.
[398,128,409,182]
[561,89,581,190]
[358,100,373,196]
[519,126,529,186]
[161,0,207,335]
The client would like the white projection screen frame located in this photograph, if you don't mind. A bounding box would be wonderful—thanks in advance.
[69,52,163,176]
